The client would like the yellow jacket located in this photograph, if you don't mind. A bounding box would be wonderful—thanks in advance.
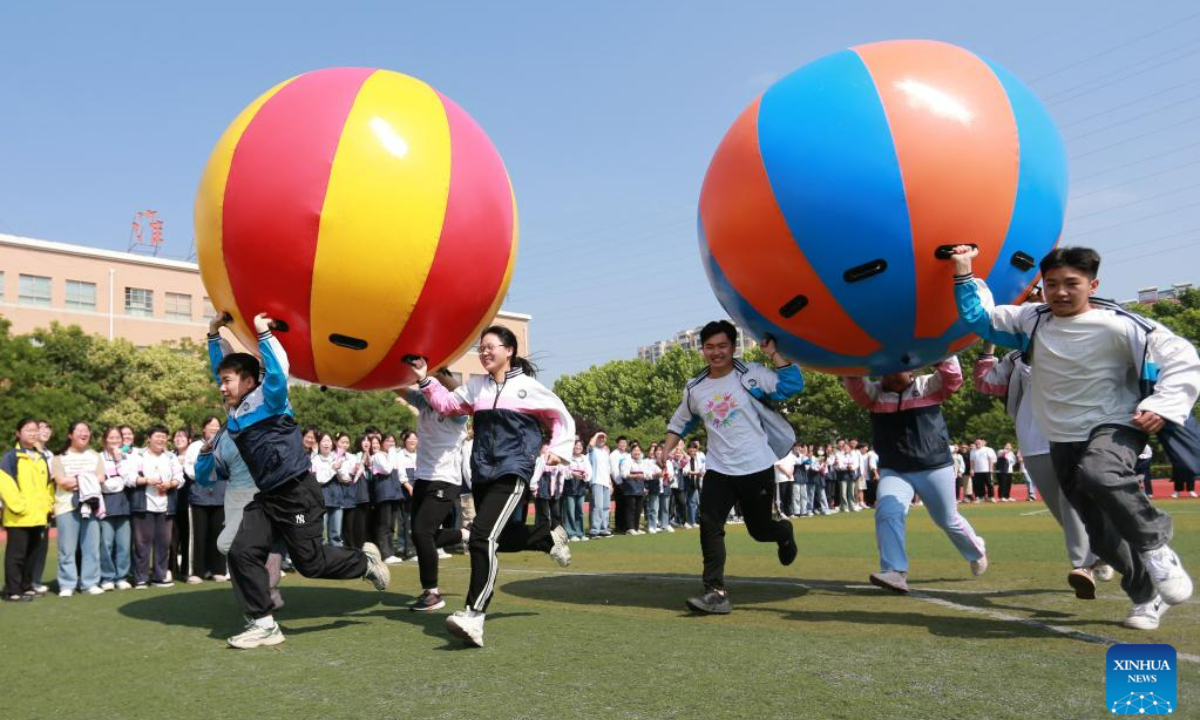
[0,445,54,527]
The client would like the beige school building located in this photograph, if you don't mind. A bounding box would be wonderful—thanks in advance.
[0,233,530,384]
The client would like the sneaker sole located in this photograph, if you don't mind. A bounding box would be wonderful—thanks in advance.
[445,617,483,647]
[1122,618,1160,631]
[685,598,732,615]
[1068,572,1097,600]
[410,600,446,612]
[228,633,286,649]
[869,575,909,594]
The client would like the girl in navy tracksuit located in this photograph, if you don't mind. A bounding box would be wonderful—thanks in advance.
[414,325,575,648]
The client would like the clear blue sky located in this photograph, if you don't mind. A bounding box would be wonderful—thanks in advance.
[2,1,1197,381]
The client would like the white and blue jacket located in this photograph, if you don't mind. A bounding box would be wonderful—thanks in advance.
[206,330,310,493]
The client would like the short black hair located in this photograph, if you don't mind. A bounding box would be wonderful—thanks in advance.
[147,424,170,439]
[615,435,628,443]
[700,319,738,346]
[216,352,262,382]
[1039,246,1101,280]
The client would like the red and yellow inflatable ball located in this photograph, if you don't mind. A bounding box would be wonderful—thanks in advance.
[195,67,516,389]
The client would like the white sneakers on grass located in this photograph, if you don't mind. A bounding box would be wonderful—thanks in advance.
[549,526,572,567]
[445,610,486,647]
[1141,544,1193,605]
[1124,596,1168,631]
[228,620,285,649]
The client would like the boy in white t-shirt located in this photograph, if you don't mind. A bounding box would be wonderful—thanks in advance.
[954,244,1198,629]
[662,321,803,615]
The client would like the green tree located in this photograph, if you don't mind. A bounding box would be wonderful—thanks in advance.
[289,385,415,436]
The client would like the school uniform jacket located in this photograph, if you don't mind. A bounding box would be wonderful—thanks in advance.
[843,357,962,472]
[208,330,310,493]
[420,368,575,484]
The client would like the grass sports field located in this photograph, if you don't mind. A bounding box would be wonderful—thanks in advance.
[6,501,1198,720]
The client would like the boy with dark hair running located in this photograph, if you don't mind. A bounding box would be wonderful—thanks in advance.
[203,313,389,648]
[954,245,1197,629]
[661,320,803,614]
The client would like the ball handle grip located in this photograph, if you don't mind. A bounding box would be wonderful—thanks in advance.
[935,243,976,260]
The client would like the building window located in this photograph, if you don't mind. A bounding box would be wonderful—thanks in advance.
[165,292,192,319]
[18,274,52,307]
[65,280,97,311]
[202,297,217,320]
[125,287,153,317]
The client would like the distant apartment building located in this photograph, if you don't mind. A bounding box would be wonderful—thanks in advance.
[1121,282,1195,308]
[0,233,530,384]
[637,322,758,362]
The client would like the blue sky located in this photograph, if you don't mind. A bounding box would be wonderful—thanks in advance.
[2,1,1197,380]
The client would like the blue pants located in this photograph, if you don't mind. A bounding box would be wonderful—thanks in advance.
[99,515,132,583]
[562,494,586,539]
[876,466,985,573]
[325,507,344,547]
[57,510,101,591]
[685,488,700,525]
[589,484,611,536]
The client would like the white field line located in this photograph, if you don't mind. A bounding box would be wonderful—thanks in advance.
[475,567,1200,665]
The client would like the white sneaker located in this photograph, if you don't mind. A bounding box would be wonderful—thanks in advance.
[384,555,405,565]
[228,620,286,649]
[1190,491,1198,498]
[437,549,452,559]
[1171,492,1179,499]
[648,528,660,534]
[116,580,133,591]
[664,525,675,533]
[1092,562,1115,583]
[1140,545,1193,605]
[970,538,988,577]
[212,574,229,582]
[99,581,115,592]
[186,575,204,585]
[1123,595,1168,630]
[549,525,572,567]
[59,589,74,598]
[83,586,105,596]
[361,542,391,591]
[445,610,485,647]
[579,536,590,542]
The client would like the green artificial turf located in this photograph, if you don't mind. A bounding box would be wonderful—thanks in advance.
[3,502,1197,720]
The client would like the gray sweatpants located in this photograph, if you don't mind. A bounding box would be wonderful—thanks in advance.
[1023,454,1096,569]
[219,486,283,611]
[1049,425,1173,604]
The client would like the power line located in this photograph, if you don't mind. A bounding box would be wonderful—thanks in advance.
[1066,199,1200,238]
[1107,240,1200,267]
[1071,140,1200,183]
[1058,79,1199,131]
[1069,179,1200,222]
[1046,42,1200,106]
[1071,158,1200,201]
[1063,92,1200,143]
[1069,113,1200,161]
[1027,9,1200,85]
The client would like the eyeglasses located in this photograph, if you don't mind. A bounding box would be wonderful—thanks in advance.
[477,344,505,354]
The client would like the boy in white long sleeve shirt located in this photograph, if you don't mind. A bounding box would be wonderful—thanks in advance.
[953,244,1198,629]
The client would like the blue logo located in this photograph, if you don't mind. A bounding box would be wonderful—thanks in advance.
[1107,644,1176,715]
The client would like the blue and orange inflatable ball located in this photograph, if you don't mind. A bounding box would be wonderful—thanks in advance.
[699,39,1067,375]
[194,67,516,390]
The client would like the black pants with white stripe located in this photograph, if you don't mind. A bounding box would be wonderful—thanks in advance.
[466,475,556,613]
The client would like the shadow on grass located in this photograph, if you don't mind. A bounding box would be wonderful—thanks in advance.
[500,572,809,612]
[366,607,539,650]
[762,607,1061,639]
[118,586,407,638]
